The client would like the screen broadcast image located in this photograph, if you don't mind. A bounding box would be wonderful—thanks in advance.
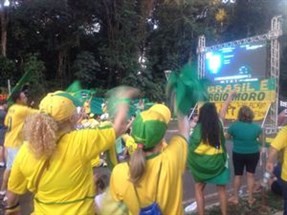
[205,41,268,84]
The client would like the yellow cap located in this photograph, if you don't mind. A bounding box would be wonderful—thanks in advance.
[39,91,79,121]
[149,104,171,124]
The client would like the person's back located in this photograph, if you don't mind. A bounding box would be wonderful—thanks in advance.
[187,102,230,215]
[10,127,115,214]
[227,105,262,206]
[4,103,37,148]
[6,88,137,214]
[110,135,187,215]
[228,120,262,154]
[109,104,189,215]
[1,91,37,196]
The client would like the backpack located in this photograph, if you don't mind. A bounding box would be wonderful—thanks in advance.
[133,162,163,215]
[137,202,162,215]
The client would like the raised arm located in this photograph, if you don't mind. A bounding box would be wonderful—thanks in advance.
[112,87,139,138]
[177,112,189,141]
[219,91,236,121]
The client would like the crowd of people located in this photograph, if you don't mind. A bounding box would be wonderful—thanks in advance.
[0,87,286,215]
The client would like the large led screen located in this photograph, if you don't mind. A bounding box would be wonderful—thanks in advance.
[205,41,268,84]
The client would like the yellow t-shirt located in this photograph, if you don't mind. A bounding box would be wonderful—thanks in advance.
[4,104,38,148]
[8,127,116,215]
[110,135,187,215]
[271,126,287,181]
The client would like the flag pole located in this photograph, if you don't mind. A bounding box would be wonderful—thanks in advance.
[7,79,11,95]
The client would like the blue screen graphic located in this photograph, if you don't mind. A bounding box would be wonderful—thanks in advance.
[205,41,267,84]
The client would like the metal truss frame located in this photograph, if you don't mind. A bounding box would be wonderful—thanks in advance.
[197,16,283,133]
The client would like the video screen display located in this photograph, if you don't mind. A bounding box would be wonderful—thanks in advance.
[204,41,268,84]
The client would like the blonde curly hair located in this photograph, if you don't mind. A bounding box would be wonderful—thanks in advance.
[23,113,58,158]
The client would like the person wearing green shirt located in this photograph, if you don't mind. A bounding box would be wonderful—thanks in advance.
[227,105,263,206]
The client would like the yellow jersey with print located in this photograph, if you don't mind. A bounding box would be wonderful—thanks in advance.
[8,127,116,215]
[4,104,38,148]
[110,135,187,215]
[271,126,287,181]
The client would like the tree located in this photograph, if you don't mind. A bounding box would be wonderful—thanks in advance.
[1,0,285,102]
[22,54,46,104]
[0,56,16,87]
[72,51,101,89]
[8,0,80,87]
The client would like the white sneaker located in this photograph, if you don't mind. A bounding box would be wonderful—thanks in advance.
[184,201,197,214]
[0,162,5,167]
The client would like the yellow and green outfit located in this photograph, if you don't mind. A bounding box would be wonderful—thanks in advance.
[188,123,229,184]
[110,135,187,215]
[8,128,116,215]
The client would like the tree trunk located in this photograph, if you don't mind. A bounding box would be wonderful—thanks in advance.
[57,49,68,87]
[0,7,8,57]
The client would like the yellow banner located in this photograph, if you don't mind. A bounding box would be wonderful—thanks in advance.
[209,91,276,102]
[208,79,276,102]
[214,101,271,121]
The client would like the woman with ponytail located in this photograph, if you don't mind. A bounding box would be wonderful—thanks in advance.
[109,104,189,215]
[5,88,136,215]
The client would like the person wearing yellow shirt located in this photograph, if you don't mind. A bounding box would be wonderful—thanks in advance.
[0,91,38,196]
[109,104,189,215]
[266,126,287,215]
[5,87,137,215]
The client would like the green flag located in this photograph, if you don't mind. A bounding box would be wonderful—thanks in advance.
[166,63,209,115]
[7,70,34,105]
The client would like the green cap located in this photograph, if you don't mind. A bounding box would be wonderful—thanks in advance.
[131,104,170,149]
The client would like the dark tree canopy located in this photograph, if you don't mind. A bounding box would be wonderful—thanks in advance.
[0,0,285,101]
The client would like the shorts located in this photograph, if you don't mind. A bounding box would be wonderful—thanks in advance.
[6,147,19,170]
[232,152,259,175]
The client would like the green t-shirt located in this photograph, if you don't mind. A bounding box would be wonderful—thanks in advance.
[228,121,262,154]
